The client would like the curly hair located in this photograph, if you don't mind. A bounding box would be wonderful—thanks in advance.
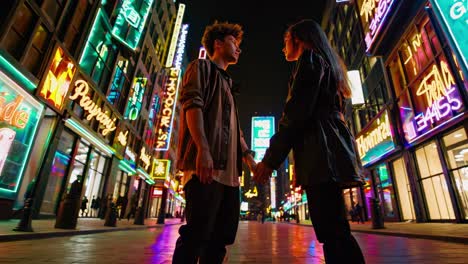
[201,21,243,57]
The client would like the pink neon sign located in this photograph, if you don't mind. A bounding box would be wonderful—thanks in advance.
[359,0,397,52]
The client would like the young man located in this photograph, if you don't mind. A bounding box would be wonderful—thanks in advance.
[173,22,256,264]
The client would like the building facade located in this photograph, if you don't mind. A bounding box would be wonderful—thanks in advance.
[0,0,185,225]
[322,0,468,223]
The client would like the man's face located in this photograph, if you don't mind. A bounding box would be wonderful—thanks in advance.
[216,35,241,64]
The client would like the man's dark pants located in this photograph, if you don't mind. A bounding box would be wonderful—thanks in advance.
[172,177,240,264]
[305,182,365,264]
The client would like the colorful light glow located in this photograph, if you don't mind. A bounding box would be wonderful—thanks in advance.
[165,4,186,67]
[69,80,117,136]
[152,159,171,180]
[0,70,43,196]
[198,47,207,59]
[152,187,163,197]
[111,0,154,50]
[108,59,128,104]
[430,0,468,80]
[270,177,277,209]
[39,47,76,110]
[137,167,154,184]
[124,77,146,120]
[139,147,151,171]
[356,110,395,166]
[358,0,397,52]
[155,68,181,151]
[0,53,36,92]
[65,118,115,156]
[119,159,136,175]
[251,116,275,163]
[245,186,258,198]
[118,130,128,147]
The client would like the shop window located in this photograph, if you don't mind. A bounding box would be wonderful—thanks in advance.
[443,128,468,219]
[391,158,416,220]
[415,142,455,220]
[23,24,51,76]
[373,164,396,218]
[3,3,37,60]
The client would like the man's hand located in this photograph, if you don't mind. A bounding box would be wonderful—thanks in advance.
[196,148,214,184]
[253,162,273,184]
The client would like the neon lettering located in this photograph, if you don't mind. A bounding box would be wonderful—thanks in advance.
[0,95,30,129]
[356,112,392,158]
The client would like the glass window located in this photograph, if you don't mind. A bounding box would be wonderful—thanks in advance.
[391,158,416,220]
[60,0,90,55]
[373,164,396,217]
[443,128,468,219]
[3,4,37,60]
[415,141,456,220]
[23,24,50,76]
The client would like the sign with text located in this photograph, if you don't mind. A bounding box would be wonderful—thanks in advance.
[356,0,397,52]
[251,116,275,163]
[152,159,171,180]
[430,0,468,79]
[0,70,43,198]
[155,68,181,151]
[356,110,395,166]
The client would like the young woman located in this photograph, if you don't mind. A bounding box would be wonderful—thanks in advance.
[254,19,366,263]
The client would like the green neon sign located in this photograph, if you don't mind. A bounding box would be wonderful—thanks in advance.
[124,77,146,120]
[251,116,275,163]
[0,70,43,199]
[79,9,117,83]
[430,0,468,78]
[111,0,154,50]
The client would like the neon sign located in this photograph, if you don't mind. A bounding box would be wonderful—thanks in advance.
[413,61,463,132]
[139,146,151,171]
[245,186,258,198]
[173,24,189,70]
[152,159,171,180]
[165,4,186,67]
[124,77,146,120]
[358,0,396,52]
[108,59,128,104]
[40,47,76,110]
[198,47,207,59]
[155,68,181,151]
[111,0,154,50]
[356,110,395,166]
[251,116,275,163]
[430,0,468,80]
[0,70,43,197]
[69,80,117,136]
[118,130,128,147]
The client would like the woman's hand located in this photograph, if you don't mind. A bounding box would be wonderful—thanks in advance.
[253,162,273,184]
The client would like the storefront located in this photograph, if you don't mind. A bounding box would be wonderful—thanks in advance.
[0,57,44,218]
[385,4,468,222]
[38,73,117,218]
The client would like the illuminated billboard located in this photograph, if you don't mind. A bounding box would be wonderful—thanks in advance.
[430,0,468,79]
[356,0,397,52]
[111,0,154,50]
[356,110,395,166]
[39,47,76,111]
[155,68,181,151]
[251,116,275,163]
[173,24,189,70]
[124,77,146,120]
[152,159,171,180]
[0,70,44,199]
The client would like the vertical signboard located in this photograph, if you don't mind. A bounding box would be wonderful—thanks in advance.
[155,68,181,151]
[0,70,44,199]
[251,116,275,163]
[430,0,468,79]
[124,77,146,120]
[165,4,186,68]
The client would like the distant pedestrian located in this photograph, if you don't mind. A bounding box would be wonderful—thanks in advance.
[80,196,88,217]
[354,203,364,224]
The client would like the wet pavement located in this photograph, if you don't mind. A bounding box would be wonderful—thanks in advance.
[1,221,467,263]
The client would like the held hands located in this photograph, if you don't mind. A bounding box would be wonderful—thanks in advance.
[253,162,273,184]
[196,148,214,184]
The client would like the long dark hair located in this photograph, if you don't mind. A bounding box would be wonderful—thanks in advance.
[287,19,351,98]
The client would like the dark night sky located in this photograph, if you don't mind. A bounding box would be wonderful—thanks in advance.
[177,0,328,141]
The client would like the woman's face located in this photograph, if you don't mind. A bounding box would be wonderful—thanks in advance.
[282,32,302,62]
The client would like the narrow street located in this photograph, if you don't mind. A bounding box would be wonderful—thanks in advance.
[0,221,466,264]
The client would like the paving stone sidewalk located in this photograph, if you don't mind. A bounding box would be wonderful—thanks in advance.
[292,219,468,244]
[0,217,183,242]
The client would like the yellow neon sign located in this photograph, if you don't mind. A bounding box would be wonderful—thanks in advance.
[117,130,128,146]
[245,186,258,198]
[139,146,151,170]
[40,47,76,109]
[69,80,117,136]
[416,60,456,107]
[356,111,392,158]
